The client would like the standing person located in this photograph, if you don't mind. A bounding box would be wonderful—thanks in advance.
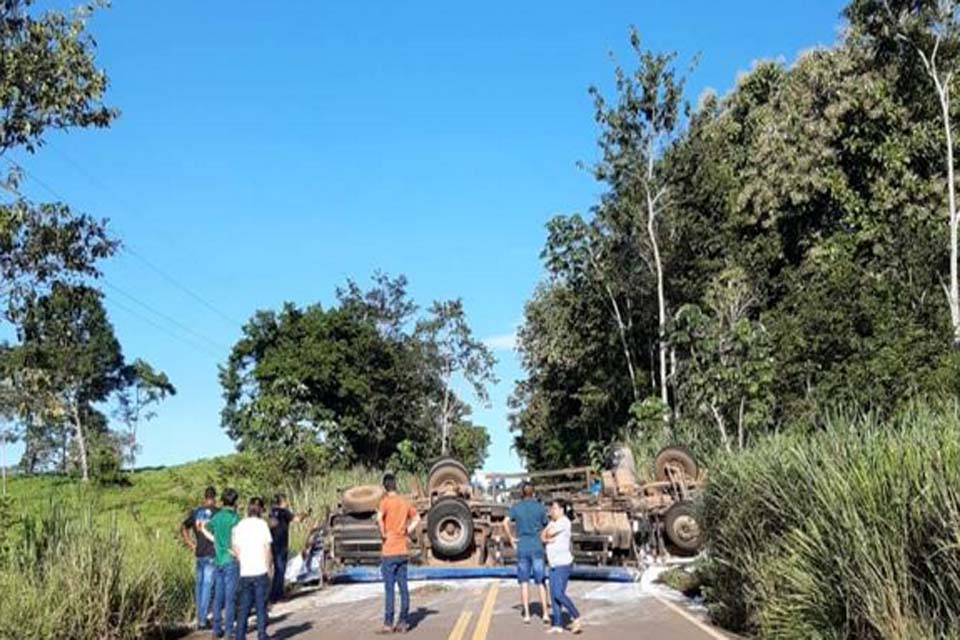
[180,486,218,630]
[267,493,310,603]
[233,497,273,640]
[377,473,421,634]
[505,481,550,624]
[542,499,583,635]
[202,488,241,639]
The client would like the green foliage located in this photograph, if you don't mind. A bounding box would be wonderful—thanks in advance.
[221,274,494,470]
[0,0,116,155]
[702,403,960,639]
[513,18,959,468]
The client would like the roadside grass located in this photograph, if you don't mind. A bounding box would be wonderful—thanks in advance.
[702,402,960,640]
[656,564,705,599]
[1,456,388,640]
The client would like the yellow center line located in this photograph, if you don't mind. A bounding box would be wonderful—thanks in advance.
[470,582,500,640]
[447,610,473,640]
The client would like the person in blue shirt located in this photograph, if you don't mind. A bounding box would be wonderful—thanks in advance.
[506,481,551,624]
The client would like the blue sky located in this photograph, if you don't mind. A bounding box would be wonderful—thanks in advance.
[9,0,847,472]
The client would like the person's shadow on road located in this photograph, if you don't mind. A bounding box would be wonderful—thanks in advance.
[406,607,439,630]
[270,621,313,639]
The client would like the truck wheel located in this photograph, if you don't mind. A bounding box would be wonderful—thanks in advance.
[663,501,703,554]
[427,458,470,495]
[654,446,699,482]
[341,485,384,514]
[427,498,474,558]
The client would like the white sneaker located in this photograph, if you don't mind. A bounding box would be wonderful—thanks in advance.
[547,627,564,634]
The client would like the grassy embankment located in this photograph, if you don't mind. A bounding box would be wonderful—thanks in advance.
[0,455,381,640]
[700,403,960,640]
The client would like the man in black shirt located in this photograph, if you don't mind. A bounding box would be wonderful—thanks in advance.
[268,493,309,603]
[180,486,218,629]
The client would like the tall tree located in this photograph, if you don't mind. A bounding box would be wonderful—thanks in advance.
[13,284,171,481]
[848,0,960,349]
[114,359,176,467]
[416,299,497,456]
[222,276,495,469]
[590,29,689,413]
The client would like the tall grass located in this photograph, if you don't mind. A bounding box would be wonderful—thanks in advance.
[703,403,960,639]
[2,460,392,639]
[0,503,192,640]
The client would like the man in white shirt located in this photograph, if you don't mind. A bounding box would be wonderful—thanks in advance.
[232,497,273,640]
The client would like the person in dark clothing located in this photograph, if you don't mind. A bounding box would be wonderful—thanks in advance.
[267,493,309,603]
[180,486,218,630]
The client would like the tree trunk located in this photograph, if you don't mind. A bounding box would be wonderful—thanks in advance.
[710,403,731,453]
[910,34,960,348]
[440,371,451,456]
[602,282,640,402]
[940,85,960,348]
[647,195,669,419]
[1,435,6,496]
[70,400,89,483]
[737,396,747,451]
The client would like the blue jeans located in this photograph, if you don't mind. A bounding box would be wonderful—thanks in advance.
[549,564,580,628]
[516,549,546,584]
[236,574,269,640]
[213,560,240,637]
[381,556,409,627]
[195,556,216,627]
[270,546,288,602]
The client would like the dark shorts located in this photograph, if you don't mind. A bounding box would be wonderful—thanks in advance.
[516,549,546,584]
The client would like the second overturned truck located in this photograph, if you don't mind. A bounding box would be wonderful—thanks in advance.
[324,446,705,571]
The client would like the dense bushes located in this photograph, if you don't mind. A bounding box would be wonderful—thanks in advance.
[703,404,960,639]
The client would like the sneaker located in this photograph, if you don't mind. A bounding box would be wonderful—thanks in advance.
[375,625,394,635]
[570,619,583,635]
[394,622,411,634]
[523,615,532,624]
[547,627,564,635]
[542,615,551,625]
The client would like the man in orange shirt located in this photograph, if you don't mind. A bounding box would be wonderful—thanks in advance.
[377,473,421,634]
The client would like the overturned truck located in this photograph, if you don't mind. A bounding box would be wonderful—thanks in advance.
[324,446,705,572]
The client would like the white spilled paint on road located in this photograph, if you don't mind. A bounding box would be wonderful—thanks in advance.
[582,581,649,602]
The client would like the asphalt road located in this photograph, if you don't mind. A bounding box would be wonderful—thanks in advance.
[187,572,732,640]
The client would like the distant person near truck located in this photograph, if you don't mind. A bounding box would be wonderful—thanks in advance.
[377,473,421,634]
[268,493,310,603]
[233,497,273,640]
[542,498,582,635]
[506,481,551,624]
[201,488,241,639]
[180,486,218,630]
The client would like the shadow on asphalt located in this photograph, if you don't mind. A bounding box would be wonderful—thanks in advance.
[407,607,439,630]
[271,621,314,639]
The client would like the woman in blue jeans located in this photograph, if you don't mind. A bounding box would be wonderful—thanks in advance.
[541,499,583,635]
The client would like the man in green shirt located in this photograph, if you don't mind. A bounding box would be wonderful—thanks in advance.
[201,488,241,638]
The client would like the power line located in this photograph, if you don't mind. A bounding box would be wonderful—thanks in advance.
[103,293,224,359]
[101,280,229,353]
[4,156,244,329]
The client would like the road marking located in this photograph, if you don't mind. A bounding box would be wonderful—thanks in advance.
[470,582,500,640]
[653,594,729,640]
[447,610,473,640]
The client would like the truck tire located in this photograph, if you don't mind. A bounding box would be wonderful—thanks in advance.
[341,485,384,515]
[654,446,699,482]
[427,458,470,495]
[663,501,703,554]
[427,498,474,558]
